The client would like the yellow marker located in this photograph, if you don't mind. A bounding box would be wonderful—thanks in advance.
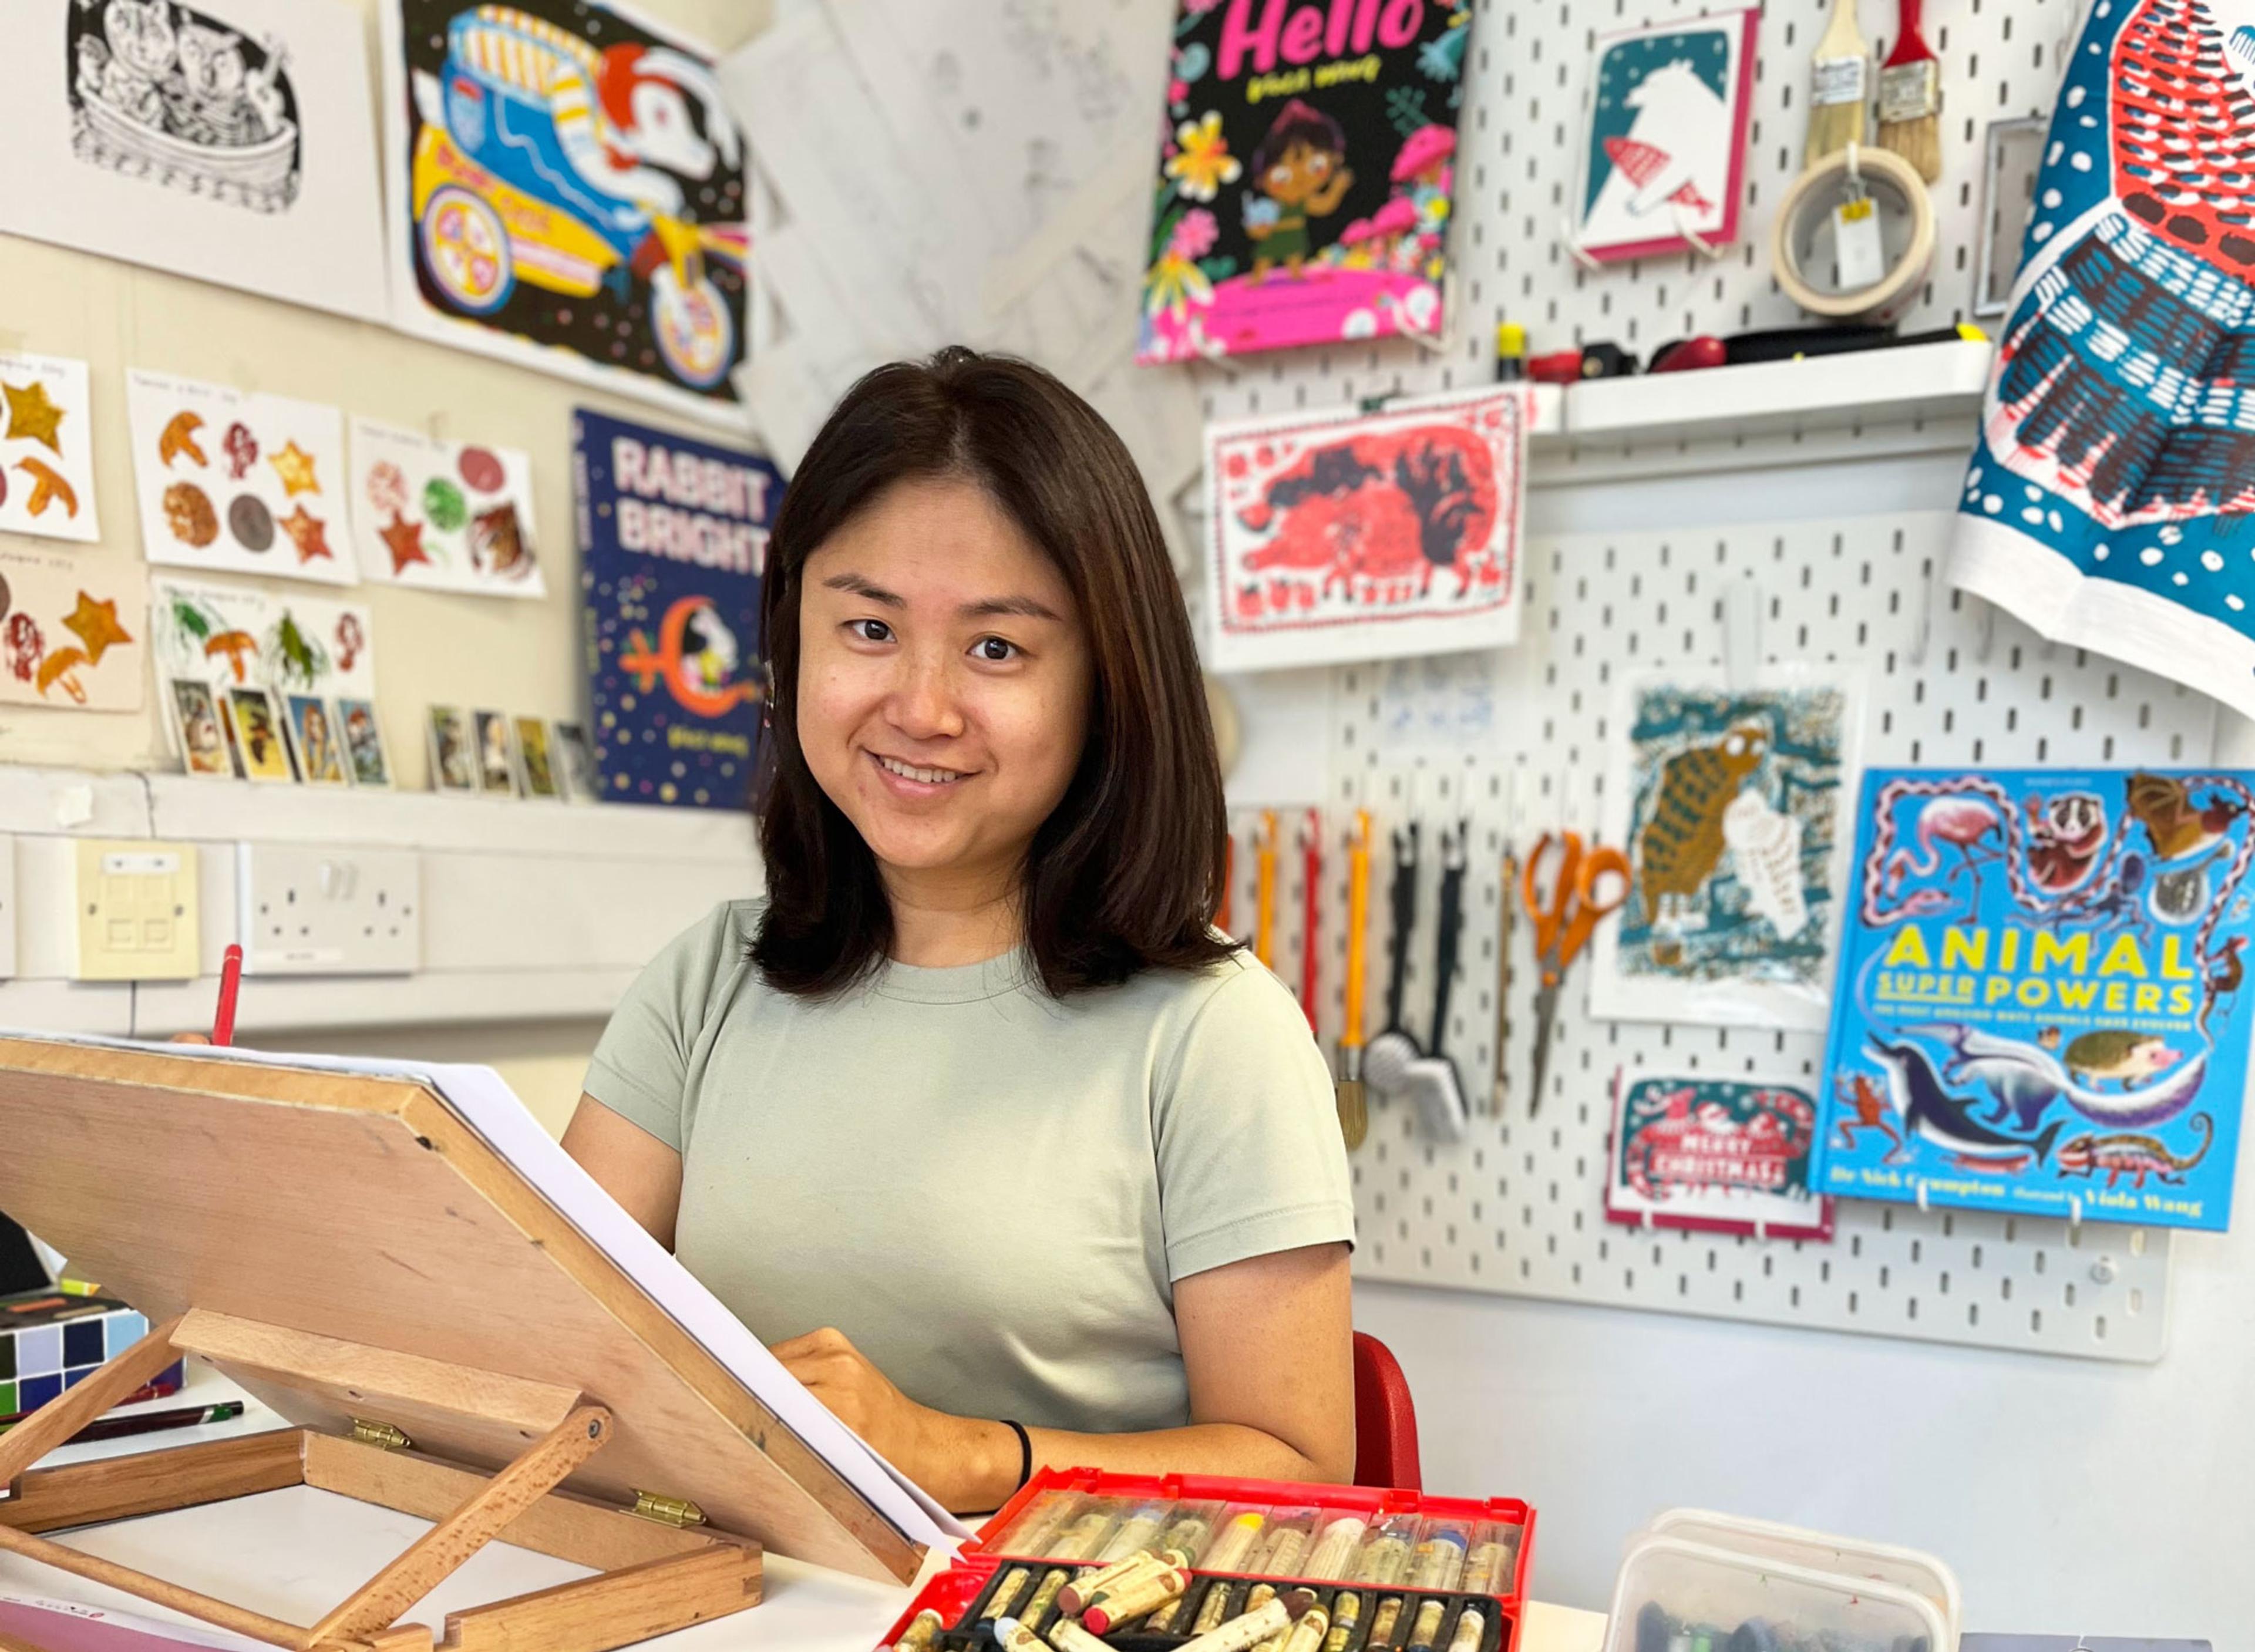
[1460,1539,1509,1598]
[1046,1617,1112,1652]
[1448,1607,1489,1652]
[888,1607,943,1652]
[1305,1515,1368,1580]
[1321,1592,1364,1652]
[1058,1550,1162,1616]
[1017,1569,1073,1633]
[1256,809,1280,968]
[1405,1598,1448,1651]
[1081,1562,1190,1634]
[981,1566,1035,1623]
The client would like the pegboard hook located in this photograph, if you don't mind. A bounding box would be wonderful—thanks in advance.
[1559,218,1604,274]
[1915,1179,1930,1213]
[2069,1196,2084,1234]
[1722,578,1762,692]
[1909,558,1951,667]
[1672,201,1726,263]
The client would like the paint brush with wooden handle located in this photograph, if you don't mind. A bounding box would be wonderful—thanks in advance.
[1337,810,1372,1149]
[1876,0,1942,182]
[1805,0,1871,165]
[1300,809,1322,1032]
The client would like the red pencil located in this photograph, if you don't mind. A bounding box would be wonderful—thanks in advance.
[212,943,243,1047]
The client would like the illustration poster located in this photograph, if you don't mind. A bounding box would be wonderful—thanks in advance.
[1204,386,1526,672]
[1816,767,2255,1233]
[573,408,779,808]
[0,0,386,319]
[1607,1072,1833,1242]
[0,549,144,712]
[349,418,544,597]
[126,371,357,586]
[1590,670,1860,1031]
[1570,6,1759,264]
[1139,0,1470,364]
[379,0,751,428]
[1950,0,2255,723]
[0,353,99,544]
[149,576,376,761]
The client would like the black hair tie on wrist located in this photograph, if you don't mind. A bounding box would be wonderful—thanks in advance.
[1002,1419,1032,1493]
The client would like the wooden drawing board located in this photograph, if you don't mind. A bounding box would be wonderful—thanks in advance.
[0,1035,925,1586]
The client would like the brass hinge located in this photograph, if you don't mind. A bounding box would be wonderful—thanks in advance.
[351,1418,412,1452]
[628,1490,706,1528]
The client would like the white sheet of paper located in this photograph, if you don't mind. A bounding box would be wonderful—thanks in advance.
[2,1030,969,1553]
[0,352,100,544]
[0,0,386,319]
[126,371,358,586]
[349,419,545,599]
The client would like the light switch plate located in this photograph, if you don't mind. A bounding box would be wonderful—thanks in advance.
[237,843,420,976]
[72,840,200,981]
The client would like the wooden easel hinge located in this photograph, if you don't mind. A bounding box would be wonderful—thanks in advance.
[627,1490,706,1529]
[350,1418,412,1452]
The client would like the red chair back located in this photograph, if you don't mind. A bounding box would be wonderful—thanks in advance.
[1351,1330,1421,1490]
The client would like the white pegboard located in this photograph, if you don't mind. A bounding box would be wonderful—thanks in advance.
[1318,513,2210,1364]
[1190,0,2078,418]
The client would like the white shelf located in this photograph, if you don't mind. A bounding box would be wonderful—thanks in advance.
[1549,337,1994,450]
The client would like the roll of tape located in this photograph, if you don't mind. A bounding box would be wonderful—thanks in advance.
[1771,143,1937,325]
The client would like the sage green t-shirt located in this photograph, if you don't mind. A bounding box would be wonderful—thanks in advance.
[583,900,1355,1436]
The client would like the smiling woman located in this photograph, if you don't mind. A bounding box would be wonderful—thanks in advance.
[561,348,1356,1517]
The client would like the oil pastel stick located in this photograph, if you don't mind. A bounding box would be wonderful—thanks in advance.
[1081,1562,1190,1634]
[994,1619,1043,1652]
[1460,1538,1510,1597]
[1448,1607,1488,1652]
[1202,1510,1271,1573]
[887,1607,943,1652]
[1408,1526,1468,1591]
[1046,1617,1113,1652]
[1095,1502,1173,1563]
[1281,1605,1333,1652]
[1304,1516,1368,1580]
[1405,1597,1449,1652]
[1365,1595,1406,1650]
[981,1566,1035,1623]
[1017,1568,1073,1633]
[1176,1589,1317,1652]
[1058,1550,1161,1616]
[1321,1590,1364,1652]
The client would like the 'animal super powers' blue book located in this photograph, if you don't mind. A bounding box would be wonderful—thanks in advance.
[1816,767,2255,1232]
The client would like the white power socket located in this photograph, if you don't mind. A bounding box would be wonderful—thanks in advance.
[237,844,420,977]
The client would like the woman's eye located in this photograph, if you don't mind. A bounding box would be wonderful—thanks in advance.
[973,637,1018,662]
[849,619,893,644]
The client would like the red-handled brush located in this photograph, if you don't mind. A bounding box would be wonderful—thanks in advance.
[1877,0,1943,183]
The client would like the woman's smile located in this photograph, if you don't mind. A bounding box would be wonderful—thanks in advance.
[869,749,975,793]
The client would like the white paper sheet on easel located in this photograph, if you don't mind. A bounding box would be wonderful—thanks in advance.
[2,1031,968,1552]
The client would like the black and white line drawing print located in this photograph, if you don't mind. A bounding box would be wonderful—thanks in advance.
[68,0,301,212]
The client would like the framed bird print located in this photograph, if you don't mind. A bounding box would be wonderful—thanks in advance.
[377,0,751,429]
[1589,665,1863,1030]
[1815,766,2255,1233]
[1570,5,1759,264]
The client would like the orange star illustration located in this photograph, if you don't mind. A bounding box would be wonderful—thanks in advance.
[269,439,321,497]
[62,591,131,665]
[379,510,429,575]
[280,504,333,563]
[2,379,66,455]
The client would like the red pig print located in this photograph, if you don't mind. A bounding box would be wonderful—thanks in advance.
[1233,425,1499,615]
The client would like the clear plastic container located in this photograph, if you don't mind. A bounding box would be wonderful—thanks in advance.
[1643,1508,1962,1641]
[1601,1535,1950,1652]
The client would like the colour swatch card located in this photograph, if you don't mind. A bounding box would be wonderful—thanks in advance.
[0,352,99,544]
[1817,767,2255,1233]
[0,549,144,713]
[150,576,375,714]
[349,418,544,597]
[126,370,357,585]
[1140,0,1470,363]
[1204,386,1527,672]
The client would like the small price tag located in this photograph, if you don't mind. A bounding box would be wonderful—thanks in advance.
[1833,195,1886,289]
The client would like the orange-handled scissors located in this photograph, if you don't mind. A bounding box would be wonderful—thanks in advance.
[1519,830,1631,1115]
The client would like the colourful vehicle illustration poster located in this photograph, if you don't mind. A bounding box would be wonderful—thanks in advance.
[380,1,750,426]
[574,408,779,809]
[1816,767,2255,1233]
[1140,0,1471,364]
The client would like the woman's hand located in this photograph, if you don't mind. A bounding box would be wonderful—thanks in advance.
[772,1325,1013,1512]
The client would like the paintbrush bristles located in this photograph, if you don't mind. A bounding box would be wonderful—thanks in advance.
[1877,110,1942,181]
[1805,96,1867,164]
[1877,57,1944,182]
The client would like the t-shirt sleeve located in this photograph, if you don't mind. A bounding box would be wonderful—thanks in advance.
[1153,960,1358,1283]
[582,903,743,1152]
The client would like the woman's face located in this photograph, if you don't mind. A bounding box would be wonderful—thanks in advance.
[797,477,1092,896]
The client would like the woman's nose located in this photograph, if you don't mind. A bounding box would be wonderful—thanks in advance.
[887,652,965,741]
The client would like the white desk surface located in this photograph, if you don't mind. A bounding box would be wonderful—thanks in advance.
[4,1369,1608,1652]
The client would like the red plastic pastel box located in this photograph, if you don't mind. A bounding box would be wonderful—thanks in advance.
[876,1466,1536,1651]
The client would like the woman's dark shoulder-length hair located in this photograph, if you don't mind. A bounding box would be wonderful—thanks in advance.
[752,346,1234,998]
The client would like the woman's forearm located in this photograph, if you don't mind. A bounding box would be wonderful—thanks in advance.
[928,1413,1348,1516]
